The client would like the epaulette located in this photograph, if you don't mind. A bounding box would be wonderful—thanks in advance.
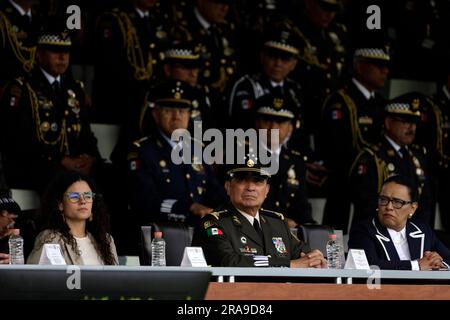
[260,208,284,220]
[206,209,228,220]
[132,136,148,148]
[75,80,85,90]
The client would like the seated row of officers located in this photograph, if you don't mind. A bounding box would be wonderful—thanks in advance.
[0,13,450,257]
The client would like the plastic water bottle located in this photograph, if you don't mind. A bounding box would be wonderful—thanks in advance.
[151,231,166,266]
[8,229,24,264]
[326,233,341,269]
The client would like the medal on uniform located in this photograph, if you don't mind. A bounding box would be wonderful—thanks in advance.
[40,121,50,132]
[387,163,395,171]
[192,163,204,173]
[240,236,247,244]
[159,160,166,168]
[156,30,167,39]
[50,122,58,132]
[197,186,203,195]
[287,166,299,186]
[272,237,287,254]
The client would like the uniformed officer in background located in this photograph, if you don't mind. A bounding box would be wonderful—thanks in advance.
[349,94,433,227]
[192,153,326,268]
[228,22,304,132]
[252,92,316,227]
[0,21,100,193]
[172,0,238,118]
[289,0,349,138]
[318,35,390,233]
[127,80,227,226]
[0,0,42,90]
[92,0,172,169]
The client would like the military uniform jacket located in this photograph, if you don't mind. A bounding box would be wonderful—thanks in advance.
[192,202,309,267]
[127,130,226,226]
[175,8,238,94]
[264,146,314,224]
[0,1,40,88]
[349,217,450,270]
[0,69,99,190]
[349,137,432,224]
[290,15,349,132]
[319,81,385,172]
[92,3,171,124]
[228,72,304,130]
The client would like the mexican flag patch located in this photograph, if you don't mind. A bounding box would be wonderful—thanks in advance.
[207,227,223,236]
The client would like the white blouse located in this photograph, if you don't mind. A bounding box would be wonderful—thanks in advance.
[75,236,103,265]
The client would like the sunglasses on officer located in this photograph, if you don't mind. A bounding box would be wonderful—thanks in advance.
[65,192,96,203]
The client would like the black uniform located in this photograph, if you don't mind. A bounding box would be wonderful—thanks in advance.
[174,7,238,98]
[319,81,385,232]
[349,137,432,226]
[127,131,227,226]
[0,69,99,191]
[290,12,349,135]
[192,202,309,267]
[426,86,450,231]
[92,2,171,125]
[0,1,40,88]
[264,146,314,225]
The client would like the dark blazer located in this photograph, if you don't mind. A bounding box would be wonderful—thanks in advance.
[192,202,310,267]
[348,217,450,270]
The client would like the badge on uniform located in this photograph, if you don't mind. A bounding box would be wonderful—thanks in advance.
[206,227,223,237]
[357,164,367,175]
[240,236,247,244]
[331,110,342,120]
[240,246,257,254]
[272,237,287,254]
[241,99,252,110]
[129,159,141,171]
[287,166,299,186]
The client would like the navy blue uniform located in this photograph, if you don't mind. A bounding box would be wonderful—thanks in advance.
[127,131,226,226]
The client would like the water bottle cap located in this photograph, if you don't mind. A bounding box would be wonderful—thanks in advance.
[328,233,336,239]
[11,229,20,235]
[154,231,163,239]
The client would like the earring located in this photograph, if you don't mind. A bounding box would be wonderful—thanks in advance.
[408,213,413,219]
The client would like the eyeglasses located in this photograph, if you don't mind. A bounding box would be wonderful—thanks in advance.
[65,192,95,203]
[378,195,412,209]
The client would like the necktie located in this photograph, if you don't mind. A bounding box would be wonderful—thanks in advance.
[253,219,264,243]
[52,80,60,94]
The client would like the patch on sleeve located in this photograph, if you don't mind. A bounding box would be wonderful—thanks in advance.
[129,159,141,171]
[206,227,223,237]
[357,164,367,175]
[331,109,342,120]
[241,99,253,110]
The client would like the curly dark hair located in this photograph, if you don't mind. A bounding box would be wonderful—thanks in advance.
[38,171,117,265]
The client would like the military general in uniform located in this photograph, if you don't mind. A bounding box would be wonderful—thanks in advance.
[192,154,327,268]
[349,94,433,227]
[0,23,101,192]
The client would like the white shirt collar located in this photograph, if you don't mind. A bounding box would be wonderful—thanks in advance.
[134,7,149,18]
[237,209,260,226]
[40,67,61,85]
[194,7,211,30]
[384,134,402,154]
[352,78,375,100]
[159,130,182,149]
[270,80,284,88]
[443,85,450,101]
[8,0,31,18]
[387,226,406,240]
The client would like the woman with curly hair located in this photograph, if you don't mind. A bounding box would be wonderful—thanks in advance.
[27,171,118,265]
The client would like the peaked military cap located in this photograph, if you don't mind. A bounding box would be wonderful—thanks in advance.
[317,0,343,12]
[152,80,196,110]
[163,42,202,68]
[0,196,21,216]
[384,93,422,123]
[255,90,296,120]
[262,23,303,58]
[37,17,72,52]
[226,152,271,180]
[353,32,390,64]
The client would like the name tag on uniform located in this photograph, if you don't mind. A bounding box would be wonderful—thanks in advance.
[358,116,373,125]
